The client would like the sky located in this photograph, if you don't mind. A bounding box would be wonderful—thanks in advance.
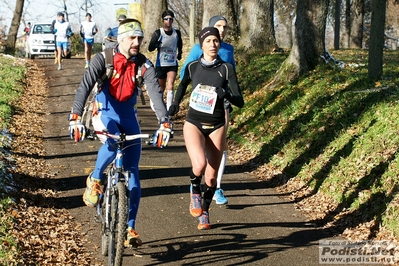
[1,0,122,40]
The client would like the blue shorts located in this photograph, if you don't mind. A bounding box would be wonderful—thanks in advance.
[84,38,94,46]
[56,41,68,50]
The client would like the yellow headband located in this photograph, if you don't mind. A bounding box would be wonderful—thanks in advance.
[118,21,144,42]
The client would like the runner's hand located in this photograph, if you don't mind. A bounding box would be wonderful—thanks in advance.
[153,121,172,148]
[168,104,179,116]
[216,87,227,99]
[68,114,86,142]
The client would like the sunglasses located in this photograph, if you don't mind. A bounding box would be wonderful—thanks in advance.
[164,17,173,21]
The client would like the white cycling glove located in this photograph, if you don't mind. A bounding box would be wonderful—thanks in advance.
[153,121,173,148]
[68,114,86,142]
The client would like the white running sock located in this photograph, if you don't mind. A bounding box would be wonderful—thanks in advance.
[166,90,174,110]
[216,150,227,189]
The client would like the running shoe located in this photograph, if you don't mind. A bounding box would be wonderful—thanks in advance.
[213,188,228,205]
[190,185,202,217]
[84,62,89,69]
[82,173,103,207]
[57,64,62,70]
[124,227,142,247]
[54,57,58,64]
[198,211,211,230]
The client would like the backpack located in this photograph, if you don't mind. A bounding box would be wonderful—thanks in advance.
[82,48,147,128]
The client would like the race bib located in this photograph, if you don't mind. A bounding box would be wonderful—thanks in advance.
[189,84,217,114]
[162,51,175,62]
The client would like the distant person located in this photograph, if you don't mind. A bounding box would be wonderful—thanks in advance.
[104,14,126,49]
[24,22,31,57]
[180,15,235,77]
[50,18,58,64]
[168,27,244,230]
[102,27,112,50]
[148,10,183,110]
[107,14,126,40]
[80,13,98,68]
[53,12,73,70]
[180,15,235,205]
[24,22,31,38]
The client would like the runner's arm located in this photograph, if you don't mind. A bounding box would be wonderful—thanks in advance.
[225,63,244,108]
[148,30,161,52]
[93,23,98,35]
[176,29,183,60]
[79,24,84,37]
[71,53,106,116]
[174,62,193,105]
[142,59,169,123]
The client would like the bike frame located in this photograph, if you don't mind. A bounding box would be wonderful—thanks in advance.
[95,130,149,220]
[93,130,149,266]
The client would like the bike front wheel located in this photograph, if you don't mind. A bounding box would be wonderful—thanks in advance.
[101,190,109,256]
[108,179,127,266]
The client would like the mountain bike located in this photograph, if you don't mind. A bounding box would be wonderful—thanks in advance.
[91,129,150,266]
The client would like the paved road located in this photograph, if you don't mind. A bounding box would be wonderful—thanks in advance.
[38,57,348,266]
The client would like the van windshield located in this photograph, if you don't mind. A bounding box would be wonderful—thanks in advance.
[32,24,53,34]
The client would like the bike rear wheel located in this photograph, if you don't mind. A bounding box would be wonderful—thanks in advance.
[108,177,127,266]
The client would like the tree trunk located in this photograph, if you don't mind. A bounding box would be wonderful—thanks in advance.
[385,0,399,50]
[368,0,386,80]
[202,0,238,42]
[273,0,330,84]
[275,0,296,48]
[141,0,167,53]
[286,14,294,48]
[334,0,341,50]
[350,0,364,48]
[238,0,278,53]
[190,0,195,46]
[345,0,351,48]
[6,0,25,53]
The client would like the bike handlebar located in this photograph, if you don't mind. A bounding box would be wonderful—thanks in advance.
[93,130,150,141]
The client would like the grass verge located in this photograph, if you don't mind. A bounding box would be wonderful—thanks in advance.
[230,49,399,238]
[0,54,26,264]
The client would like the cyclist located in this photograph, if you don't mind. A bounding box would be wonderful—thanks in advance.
[68,18,170,246]
[180,15,235,205]
[168,27,244,230]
